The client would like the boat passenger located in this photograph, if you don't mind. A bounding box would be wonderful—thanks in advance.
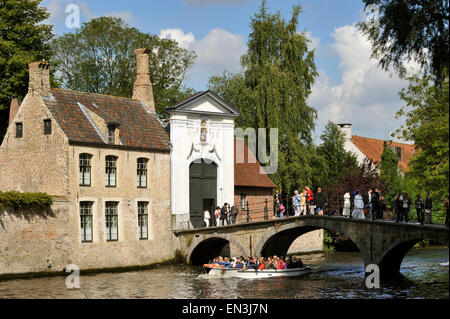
[290,256,304,268]
[281,257,287,269]
[258,257,265,270]
[275,256,283,270]
[235,257,244,269]
[222,257,231,268]
[265,257,276,269]
[230,257,237,268]
[247,257,258,270]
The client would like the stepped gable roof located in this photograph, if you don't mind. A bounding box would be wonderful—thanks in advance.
[43,88,170,151]
[234,138,277,189]
[351,135,415,172]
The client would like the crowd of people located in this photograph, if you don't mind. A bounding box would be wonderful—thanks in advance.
[274,186,328,217]
[203,203,239,227]
[202,189,449,228]
[274,187,449,227]
[208,255,305,270]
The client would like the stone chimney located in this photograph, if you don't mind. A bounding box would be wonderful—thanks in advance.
[8,98,20,125]
[132,48,155,113]
[337,123,352,142]
[28,61,51,96]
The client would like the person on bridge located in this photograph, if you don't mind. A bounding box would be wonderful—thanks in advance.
[352,190,365,219]
[203,209,211,227]
[279,203,286,218]
[315,188,327,216]
[363,188,373,219]
[292,190,301,216]
[214,206,221,226]
[220,203,229,226]
[230,204,238,224]
[372,191,381,220]
[424,192,433,224]
[415,195,425,225]
[274,189,280,218]
[300,190,307,215]
[401,193,412,223]
[343,192,351,217]
[305,186,314,215]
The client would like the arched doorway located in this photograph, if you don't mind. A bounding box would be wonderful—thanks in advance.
[189,159,217,228]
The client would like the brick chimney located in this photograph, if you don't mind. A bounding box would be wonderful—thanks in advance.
[28,61,51,96]
[8,98,20,125]
[132,48,155,113]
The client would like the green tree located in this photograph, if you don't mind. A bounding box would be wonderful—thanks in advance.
[51,17,196,115]
[379,142,402,207]
[0,0,53,139]
[394,72,449,218]
[358,0,449,82]
[317,122,357,185]
[208,1,318,196]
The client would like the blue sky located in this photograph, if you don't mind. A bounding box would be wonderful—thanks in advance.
[41,0,417,143]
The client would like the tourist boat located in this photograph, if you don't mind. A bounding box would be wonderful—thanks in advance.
[438,261,449,267]
[203,264,313,279]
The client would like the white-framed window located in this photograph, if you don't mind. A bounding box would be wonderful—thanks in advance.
[138,201,148,240]
[80,201,93,242]
[105,201,118,241]
[105,155,117,187]
[79,153,92,186]
[137,158,148,188]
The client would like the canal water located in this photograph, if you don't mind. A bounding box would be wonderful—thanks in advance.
[0,247,447,299]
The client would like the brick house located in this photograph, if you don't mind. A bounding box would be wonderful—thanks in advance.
[0,49,173,274]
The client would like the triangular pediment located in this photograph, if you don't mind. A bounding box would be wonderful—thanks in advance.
[166,90,240,117]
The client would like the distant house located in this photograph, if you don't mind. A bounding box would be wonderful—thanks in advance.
[337,123,416,173]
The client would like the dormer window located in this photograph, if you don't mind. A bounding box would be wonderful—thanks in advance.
[15,122,23,138]
[44,119,51,135]
[107,125,115,144]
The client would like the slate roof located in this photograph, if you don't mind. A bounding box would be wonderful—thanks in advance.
[351,135,415,172]
[43,88,170,152]
[234,138,277,188]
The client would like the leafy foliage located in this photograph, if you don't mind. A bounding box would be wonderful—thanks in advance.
[0,0,54,139]
[358,0,449,81]
[394,72,449,212]
[325,159,387,215]
[0,191,53,210]
[51,17,196,115]
[209,1,320,196]
[317,122,358,185]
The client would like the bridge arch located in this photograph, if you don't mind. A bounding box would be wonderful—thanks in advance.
[254,223,367,262]
[378,234,448,276]
[188,235,247,265]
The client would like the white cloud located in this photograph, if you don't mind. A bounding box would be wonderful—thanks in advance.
[302,31,320,51]
[309,24,420,142]
[159,28,247,87]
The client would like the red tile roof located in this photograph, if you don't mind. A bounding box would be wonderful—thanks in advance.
[234,138,277,188]
[351,135,415,172]
[44,88,170,152]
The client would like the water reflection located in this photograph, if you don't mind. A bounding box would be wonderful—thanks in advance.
[0,247,447,299]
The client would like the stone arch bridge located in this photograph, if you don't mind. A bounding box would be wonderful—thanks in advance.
[173,216,448,277]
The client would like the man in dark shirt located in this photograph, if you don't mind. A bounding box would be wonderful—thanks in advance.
[315,188,327,215]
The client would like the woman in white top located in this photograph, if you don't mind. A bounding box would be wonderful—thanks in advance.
[352,190,365,219]
[203,209,210,227]
[343,192,351,217]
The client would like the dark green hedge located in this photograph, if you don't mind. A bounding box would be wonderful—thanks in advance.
[0,191,53,210]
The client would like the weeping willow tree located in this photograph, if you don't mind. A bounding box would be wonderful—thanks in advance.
[209,1,322,196]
